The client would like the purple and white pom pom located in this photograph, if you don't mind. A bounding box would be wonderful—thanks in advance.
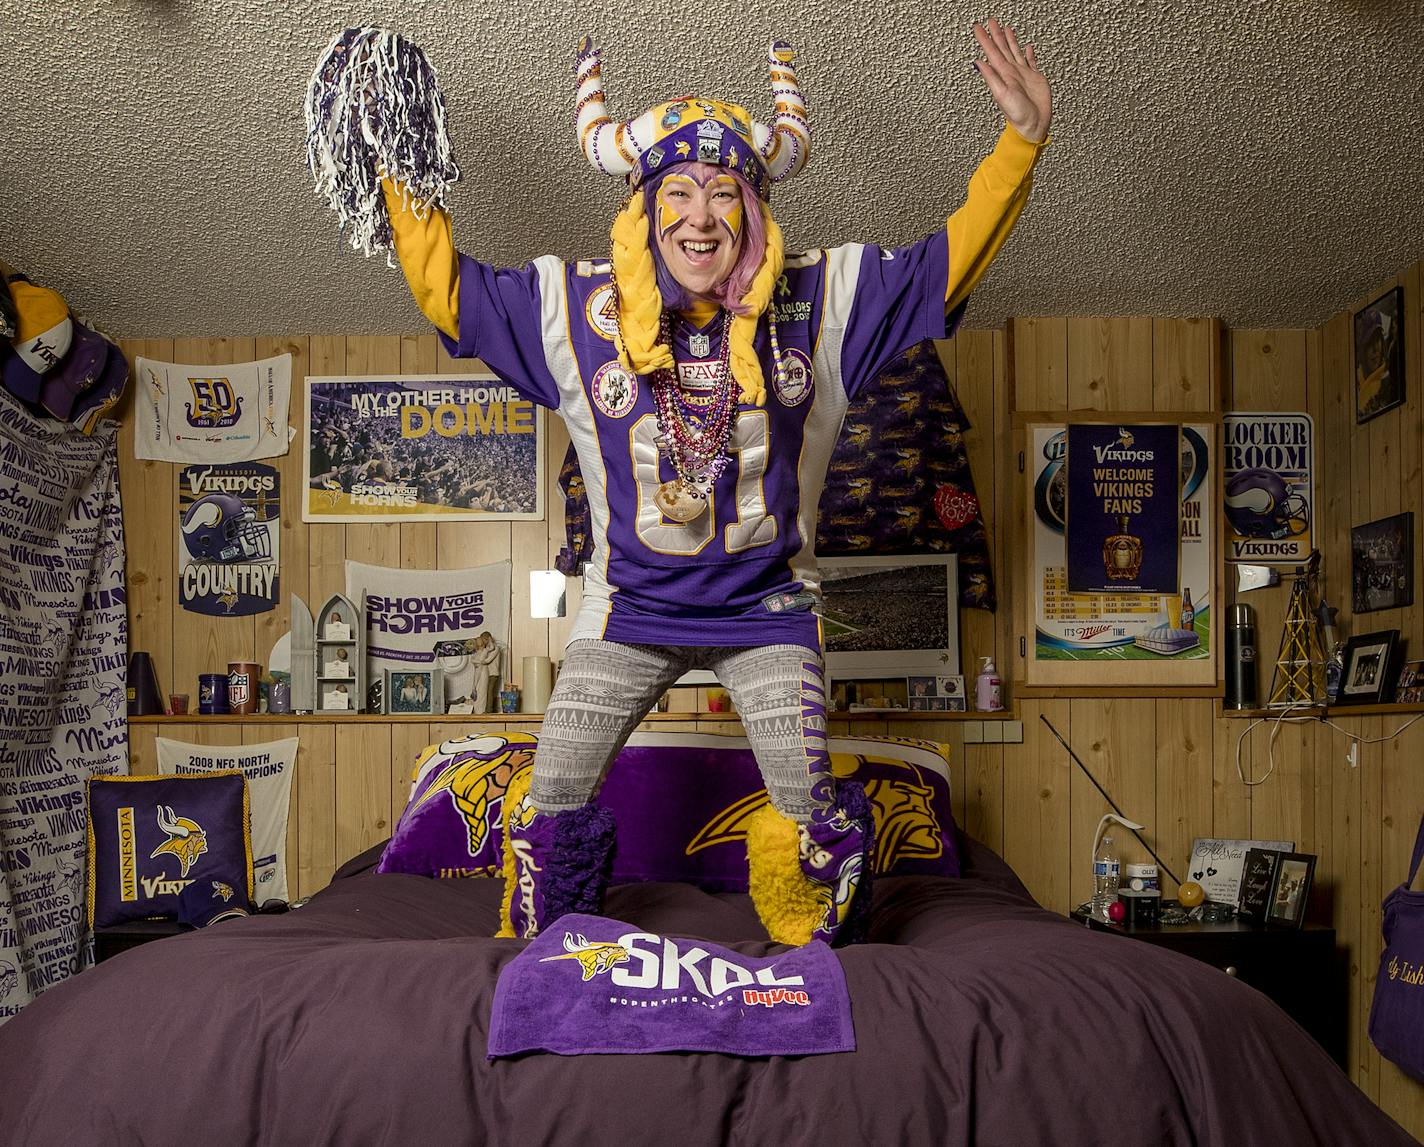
[304,26,461,258]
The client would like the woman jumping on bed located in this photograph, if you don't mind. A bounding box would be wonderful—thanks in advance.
[308,17,1051,946]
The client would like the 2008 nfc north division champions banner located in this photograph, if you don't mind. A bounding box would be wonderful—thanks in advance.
[304,375,545,523]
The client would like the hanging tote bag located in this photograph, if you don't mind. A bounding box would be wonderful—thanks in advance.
[1368,813,1424,1080]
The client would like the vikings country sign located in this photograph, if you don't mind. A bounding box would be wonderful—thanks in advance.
[134,353,291,464]
[487,913,853,1057]
[177,463,280,616]
[303,374,545,523]
[1222,412,1314,564]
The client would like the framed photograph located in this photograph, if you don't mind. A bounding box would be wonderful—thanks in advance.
[907,674,967,712]
[384,668,444,715]
[1354,286,1405,424]
[1018,413,1220,693]
[1236,847,1283,924]
[1265,852,1317,929]
[1351,512,1413,613]
[1396,659,1424,704]
[819,554,960,681]
[1337,629,1401,706]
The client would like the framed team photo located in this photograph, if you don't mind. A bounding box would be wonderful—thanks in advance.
[1351,512,1413,614]
[303,374,545,522]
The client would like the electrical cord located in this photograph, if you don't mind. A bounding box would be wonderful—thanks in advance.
[1235,702,1424,786]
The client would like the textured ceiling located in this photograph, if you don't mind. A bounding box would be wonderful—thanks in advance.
[3,0,1423,338]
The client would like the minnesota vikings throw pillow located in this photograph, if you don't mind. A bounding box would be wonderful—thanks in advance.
[86,773,253,928]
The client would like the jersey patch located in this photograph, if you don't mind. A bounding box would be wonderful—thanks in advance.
[586,283,619,340]
[591,362,638,419]
[773,348,814,408]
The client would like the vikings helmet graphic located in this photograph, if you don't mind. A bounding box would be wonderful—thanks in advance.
[181,493,271,563]
[1224,468,1309,540]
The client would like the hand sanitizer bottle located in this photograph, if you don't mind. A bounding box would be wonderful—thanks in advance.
[975,656,1003,712]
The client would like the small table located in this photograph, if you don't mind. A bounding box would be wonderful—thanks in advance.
[1071,907,1346,1069]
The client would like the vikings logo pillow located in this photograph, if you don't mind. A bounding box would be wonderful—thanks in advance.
[86,773,253,928]
[377,732,959,890]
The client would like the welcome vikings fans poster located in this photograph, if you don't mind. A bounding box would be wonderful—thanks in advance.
[303,375,545,522]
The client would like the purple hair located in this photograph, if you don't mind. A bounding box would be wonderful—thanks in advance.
[642,162,767,315]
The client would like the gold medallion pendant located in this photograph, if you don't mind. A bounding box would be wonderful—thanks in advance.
[654,478,708,523]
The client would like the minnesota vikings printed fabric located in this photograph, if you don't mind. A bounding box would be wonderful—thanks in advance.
[86,774,252,928]
[440,233,954,650]
[487,913,853,1057]
[376,732,961,889]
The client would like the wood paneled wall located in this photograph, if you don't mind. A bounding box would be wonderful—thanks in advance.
[117,262,1424,1132]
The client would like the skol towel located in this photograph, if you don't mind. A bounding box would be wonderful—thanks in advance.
[487,913,854,1058]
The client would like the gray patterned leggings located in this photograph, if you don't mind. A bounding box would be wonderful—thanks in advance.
[530,639,834,823]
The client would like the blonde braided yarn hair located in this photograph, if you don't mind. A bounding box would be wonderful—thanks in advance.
[609,194,785,408]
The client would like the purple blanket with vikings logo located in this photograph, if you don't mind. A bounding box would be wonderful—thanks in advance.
[1,836,1415,1146]
[488,914,853,1057]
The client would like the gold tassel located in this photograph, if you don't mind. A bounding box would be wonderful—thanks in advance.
[746,803,827,947]
[495,767,534,938]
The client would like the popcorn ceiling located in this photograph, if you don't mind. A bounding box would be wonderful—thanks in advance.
[2,0,1421,337]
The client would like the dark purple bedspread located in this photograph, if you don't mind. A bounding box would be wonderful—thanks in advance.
[1,838,1411,1146]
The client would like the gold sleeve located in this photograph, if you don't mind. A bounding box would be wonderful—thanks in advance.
[381,179,460,341]
[945,124,1048,312]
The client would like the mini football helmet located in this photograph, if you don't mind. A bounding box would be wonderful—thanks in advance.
[181,493,270,562]
[1224,468,1309,539]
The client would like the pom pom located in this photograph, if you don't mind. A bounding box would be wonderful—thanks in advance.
[304,26,461,259]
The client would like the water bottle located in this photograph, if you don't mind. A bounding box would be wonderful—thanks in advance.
[1091,832,1121,921]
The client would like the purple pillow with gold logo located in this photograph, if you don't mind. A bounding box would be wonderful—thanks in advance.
[86,773,253,928]
[377,732,959,890]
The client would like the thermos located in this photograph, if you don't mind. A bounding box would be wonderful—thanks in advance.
[1225,603,1258,709]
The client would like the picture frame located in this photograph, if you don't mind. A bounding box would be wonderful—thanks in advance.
[1265,852,1317,929]
[1395,659,1424,704]
[384,668,443,716]
[1354,286,1405,424]
[1236,847,1283,924]
[1336,629,1401,706]
[1017,413,1221,693]
[907,674,967,712]
[676,554,960,686]
[1186,837,1294,906]
[1351,512,1413,613]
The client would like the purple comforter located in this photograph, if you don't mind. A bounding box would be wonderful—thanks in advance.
[2,839,1410,1146]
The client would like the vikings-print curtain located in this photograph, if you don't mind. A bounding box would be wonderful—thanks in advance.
[0,392,128,1024]
[557,341,997,610]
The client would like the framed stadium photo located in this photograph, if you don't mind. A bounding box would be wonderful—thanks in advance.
[303,374,546,522]
[818,554,960,680]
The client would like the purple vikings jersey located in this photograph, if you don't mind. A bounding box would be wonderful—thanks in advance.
[440,232,955,649]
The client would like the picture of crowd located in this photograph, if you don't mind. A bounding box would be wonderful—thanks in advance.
[307,386,539,514]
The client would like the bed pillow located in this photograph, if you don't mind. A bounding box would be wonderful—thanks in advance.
[86,773,253,928]
[376,731,959,890]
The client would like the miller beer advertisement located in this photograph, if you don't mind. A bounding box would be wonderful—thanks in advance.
[303,375,545,523]
[177,463,280,616]
[1032,424,1212,661]
[1222,412,1314,564]
[1065,423,1180,594]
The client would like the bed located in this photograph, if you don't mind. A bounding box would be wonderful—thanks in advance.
[1,828,1412,1145]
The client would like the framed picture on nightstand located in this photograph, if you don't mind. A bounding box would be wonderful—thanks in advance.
[1265,852,1316,929]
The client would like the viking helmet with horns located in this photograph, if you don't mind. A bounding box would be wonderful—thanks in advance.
[575,37,810,201]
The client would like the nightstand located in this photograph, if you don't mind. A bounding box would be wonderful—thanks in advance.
[1071,907,1346,1069]
[92,920,186,963]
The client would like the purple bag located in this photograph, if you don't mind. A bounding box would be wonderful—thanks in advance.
[1368,813,1424,1081]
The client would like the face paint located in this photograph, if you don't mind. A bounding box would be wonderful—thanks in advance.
[652,164,747,300]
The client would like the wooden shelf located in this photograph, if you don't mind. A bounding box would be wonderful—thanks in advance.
[130,710,1017,725]
[1219,701,1424,720]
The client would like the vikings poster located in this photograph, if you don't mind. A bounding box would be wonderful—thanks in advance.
[177,463,280,616]
[1222,412,1314,564]
[303,375,545,523]
[1031,423,1213,661]
[134,352,291,464]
